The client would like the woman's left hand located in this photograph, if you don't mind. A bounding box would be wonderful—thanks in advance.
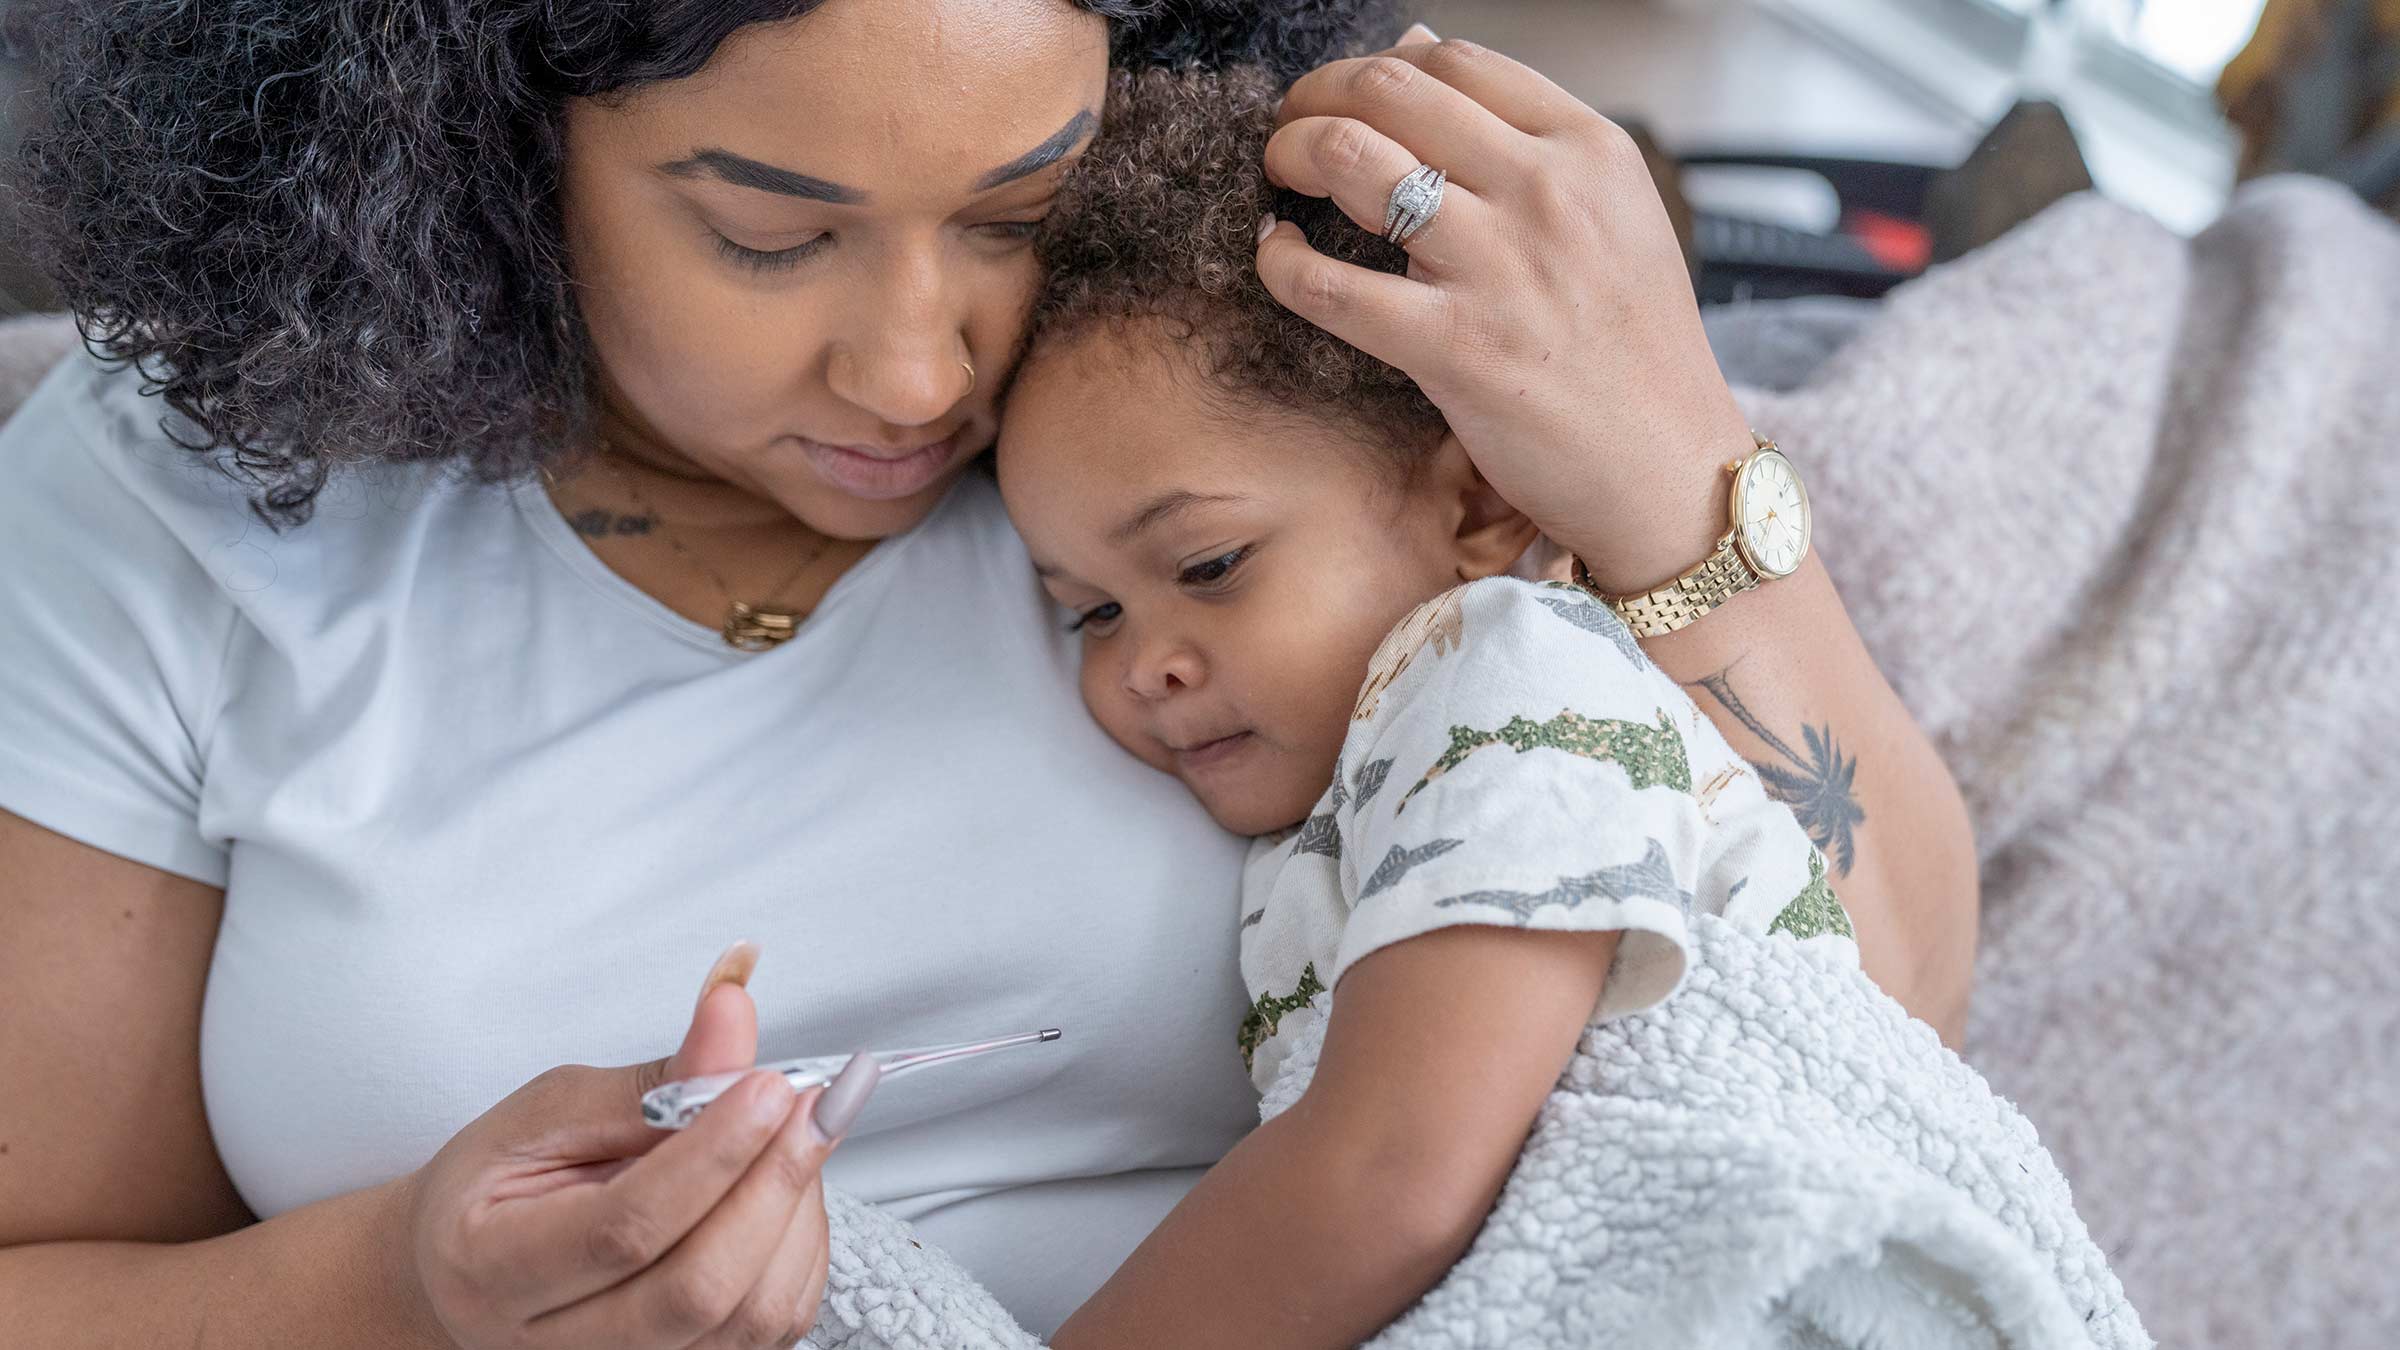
[1258,29,1754,595]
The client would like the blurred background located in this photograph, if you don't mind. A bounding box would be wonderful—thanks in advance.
[3,0,2395,311]
[1423,0,2397,303]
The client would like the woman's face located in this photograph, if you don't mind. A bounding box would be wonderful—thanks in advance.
[561,0,1109,540]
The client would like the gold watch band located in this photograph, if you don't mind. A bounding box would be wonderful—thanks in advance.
[1576,532,1761,637]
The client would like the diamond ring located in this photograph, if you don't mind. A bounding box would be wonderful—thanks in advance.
[1382,163,1447,246]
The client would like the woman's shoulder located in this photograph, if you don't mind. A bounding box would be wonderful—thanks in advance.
[1,351,479,604]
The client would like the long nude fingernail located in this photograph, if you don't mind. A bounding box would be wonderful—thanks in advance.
[694,939,760,1012]
[1257,212,1278,243]
[1401,23,1440,46]
[806,1053,883,1146]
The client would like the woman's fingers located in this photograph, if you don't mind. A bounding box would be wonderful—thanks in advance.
[528,1084,833,1348]
[482,1068,800,1310]
[1285,39,1591,141]
[686,1176,833,1350]
[1271,53,1525,188]
[532,973,764,1168]
[1263,117,1488,271]
[1255,219,1447,377]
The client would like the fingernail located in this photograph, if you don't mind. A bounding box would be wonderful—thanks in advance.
[1256,212,1278,243]
[806,1053,883,1146]
[694,939,760,1013]
[1401,22,1440,45]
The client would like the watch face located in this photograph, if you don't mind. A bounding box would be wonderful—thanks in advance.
[1734,448,1810,579]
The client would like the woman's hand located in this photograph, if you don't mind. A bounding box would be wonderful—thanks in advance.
[399,950,877,1349]
[1257,27,1754,594]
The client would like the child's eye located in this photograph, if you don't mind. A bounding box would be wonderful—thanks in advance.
[1179,546,1253,589]
[1067,602,1122,635]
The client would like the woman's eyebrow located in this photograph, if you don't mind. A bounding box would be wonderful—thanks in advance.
[975,110,1098,191]
[658,149,865,204]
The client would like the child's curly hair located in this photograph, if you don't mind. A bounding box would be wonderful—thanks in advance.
[1026,66,1445,464]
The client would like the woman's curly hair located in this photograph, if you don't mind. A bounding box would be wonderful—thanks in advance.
[1026,66,1443,469]
[11,0,1402,525]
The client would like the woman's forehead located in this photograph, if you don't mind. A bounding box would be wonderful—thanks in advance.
[622,0,1110,197]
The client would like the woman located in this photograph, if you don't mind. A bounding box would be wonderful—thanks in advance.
[0,1,1978,1345]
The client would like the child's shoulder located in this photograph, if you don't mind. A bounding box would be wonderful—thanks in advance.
[1467,576,1653,662]
[1403,576,1655,671]
[1351,577,1663,724]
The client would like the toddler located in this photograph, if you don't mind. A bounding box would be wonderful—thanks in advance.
[996,67,1856,1349]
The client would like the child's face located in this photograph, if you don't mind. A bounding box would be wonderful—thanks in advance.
[998,336,1474,836]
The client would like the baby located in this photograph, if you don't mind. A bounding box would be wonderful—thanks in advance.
[996,68,1856,1348]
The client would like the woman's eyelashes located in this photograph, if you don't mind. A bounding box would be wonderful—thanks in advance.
[715,211,1049,274]
[714,231,832,273]
[977,220,1045,245]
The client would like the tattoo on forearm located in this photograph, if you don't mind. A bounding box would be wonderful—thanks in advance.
[569,509,657,538]
[1686,665,1865,875]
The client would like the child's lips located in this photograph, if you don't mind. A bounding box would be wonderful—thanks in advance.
[1170,730,1256,774]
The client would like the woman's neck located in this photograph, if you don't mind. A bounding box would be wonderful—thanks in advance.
[588,407,798,531]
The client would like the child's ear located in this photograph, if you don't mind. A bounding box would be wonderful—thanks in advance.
[1429,433,1542,582]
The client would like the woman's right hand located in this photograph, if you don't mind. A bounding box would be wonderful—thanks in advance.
[400,948,879,1349]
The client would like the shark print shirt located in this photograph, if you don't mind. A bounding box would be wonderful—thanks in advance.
[1235,577,1858,1093]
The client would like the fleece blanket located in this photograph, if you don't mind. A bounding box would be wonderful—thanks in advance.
[1733,175,2400,1350]
[800,915,2144,1350]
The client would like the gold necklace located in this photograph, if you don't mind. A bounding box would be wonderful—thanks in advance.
[598,448,831,652]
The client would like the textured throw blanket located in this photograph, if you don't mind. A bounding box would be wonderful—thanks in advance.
[802,916,2144,1350]
[1733,176,2400,1350]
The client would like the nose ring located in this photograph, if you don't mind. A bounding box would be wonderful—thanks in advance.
[960,358,977,397]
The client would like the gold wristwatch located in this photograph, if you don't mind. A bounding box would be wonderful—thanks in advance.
[1574,433,1811,638]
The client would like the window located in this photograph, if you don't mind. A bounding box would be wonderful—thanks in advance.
[1972,0,2272,85]
[1763,0,2256,230]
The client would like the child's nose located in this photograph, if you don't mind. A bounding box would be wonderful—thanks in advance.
[1123,636,1204,701]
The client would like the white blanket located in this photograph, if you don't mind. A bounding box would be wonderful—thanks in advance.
[802,916,2143,1349]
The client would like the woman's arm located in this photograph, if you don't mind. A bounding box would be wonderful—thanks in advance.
[1254,33,1978,1040]
[1051,926,1620,1350]
[0,809,446,1347]
[0,809,858,1349]
[1622,427,1979,1042]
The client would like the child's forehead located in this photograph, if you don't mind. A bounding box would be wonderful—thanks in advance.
[1009,327,1226,454]
[1004,317,1414,501]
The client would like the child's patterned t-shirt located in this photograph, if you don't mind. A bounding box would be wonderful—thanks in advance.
[1235,577,1858,1092]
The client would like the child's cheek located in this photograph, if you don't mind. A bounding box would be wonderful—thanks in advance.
[1079,652,1173,775]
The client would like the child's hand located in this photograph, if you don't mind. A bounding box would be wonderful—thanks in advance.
[1257,29,1754,595]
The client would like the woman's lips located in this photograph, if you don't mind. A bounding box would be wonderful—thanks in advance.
[798,433,962,502]
[1172,731,1257,774]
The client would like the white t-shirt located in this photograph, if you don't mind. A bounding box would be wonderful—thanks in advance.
[1236,578,1857,1093]
[0,355,1258,1337]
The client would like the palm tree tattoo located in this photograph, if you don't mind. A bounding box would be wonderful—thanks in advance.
[1686,665,1865,875]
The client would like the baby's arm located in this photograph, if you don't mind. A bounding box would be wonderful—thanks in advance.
[1050,923,1619,1350]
